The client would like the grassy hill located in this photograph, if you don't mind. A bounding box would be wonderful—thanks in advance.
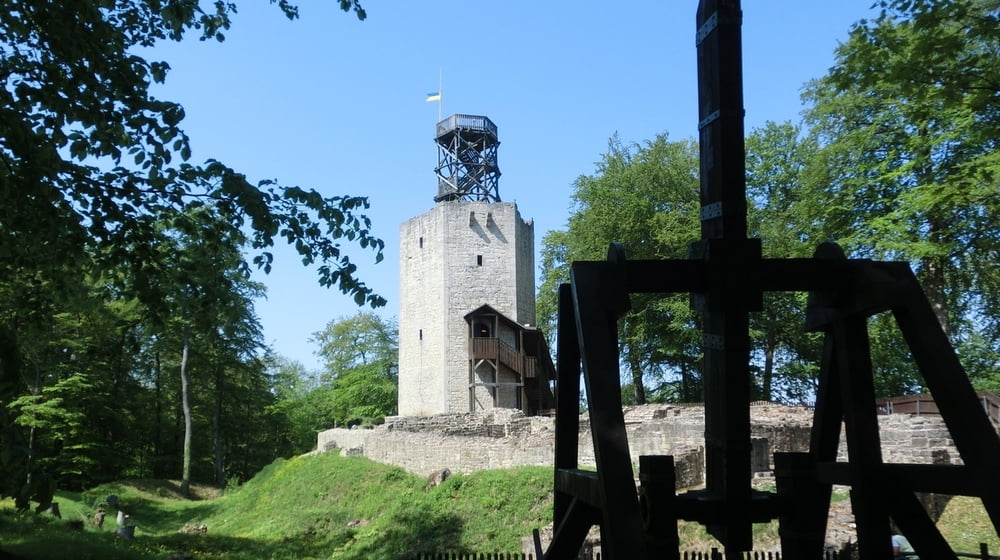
[0,452,552,560]
[1,451,997,559]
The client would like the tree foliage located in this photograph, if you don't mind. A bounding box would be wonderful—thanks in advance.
[802,0,1000,387]
[744,122,825,402]
[311,312,398,426]
[539,127,834,405]
[541,86,999,403]
[0,204,288,505]
[0,0,382,306]
[267,356,337,455]
[1,0,374,507]
[537,134,703,403]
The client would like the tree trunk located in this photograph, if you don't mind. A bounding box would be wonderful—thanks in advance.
[680,362,691,402]
[153,350,162,477]
[25,363,40,489]
[626,347,646,405]
[179,321,192,497]
[922,254,949,340]
[762,327,776,402]
[26,425,35,489]
[917,130,950,340]
[212,363,224,488]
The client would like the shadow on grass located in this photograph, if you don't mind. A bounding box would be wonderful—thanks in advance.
[156,508,469,560]
[76,483,221,536]
[116,499,219,535]
[346,509,467,560]
[2,504,468,560]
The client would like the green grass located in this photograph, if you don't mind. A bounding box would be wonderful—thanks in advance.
[0,453,552,560]
[938,495,1000,553]
[1,454,997,559]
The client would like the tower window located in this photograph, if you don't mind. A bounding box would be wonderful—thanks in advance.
[474,322,491,337]
[419,329,423,340]
[476,255,483,266]
[419,236,423,248]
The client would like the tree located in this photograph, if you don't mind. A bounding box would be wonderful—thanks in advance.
[540,125,880,406]
[1,0,377,506]
[267,356,335,455]
[312,312,398,425]
[146,205,266,494]
[0,204,303,502]
[745,121,824,402]
[1,0,381,307]
[802,0,1000,389]
[215,354,287,484]
[536,134,703,404]
[0,267,153,505]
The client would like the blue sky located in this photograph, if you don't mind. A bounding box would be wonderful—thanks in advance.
[150,1,877,372]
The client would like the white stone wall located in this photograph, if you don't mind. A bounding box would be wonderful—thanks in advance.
[316,404,813,483]
[317,416,557,476]
[317,406,969,489]
[398,201,535,416]
[398,208,448,416]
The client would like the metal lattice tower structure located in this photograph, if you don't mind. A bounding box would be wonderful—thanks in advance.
[433,114,501,203]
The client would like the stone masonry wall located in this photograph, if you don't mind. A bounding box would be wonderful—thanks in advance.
[318,409,555,475]
[398,209,448,416]
[319,404,808,488]
[839,413,964,465]
[317,404,967,488]
[398,202,534,417]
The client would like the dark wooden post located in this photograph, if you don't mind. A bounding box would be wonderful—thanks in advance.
[542,3,1000,558]
[694,0,759,551]
[552,283,581,528]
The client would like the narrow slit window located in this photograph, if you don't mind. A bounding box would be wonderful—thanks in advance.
[419,236,424,248]
[419,329,423,340]
[476,255,483,266]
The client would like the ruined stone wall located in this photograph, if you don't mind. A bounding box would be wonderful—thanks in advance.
[318,404,818,487]
[838,413,963,465]
[318,409,556,475]
[318,404,966,488]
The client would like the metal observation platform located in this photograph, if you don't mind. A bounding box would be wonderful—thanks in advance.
[434,114,501,203]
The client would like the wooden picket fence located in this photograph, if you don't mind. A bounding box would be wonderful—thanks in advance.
[409,549,841,560]
[409,543,998,560]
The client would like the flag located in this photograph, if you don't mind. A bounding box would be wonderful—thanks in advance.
[425,91,441,102]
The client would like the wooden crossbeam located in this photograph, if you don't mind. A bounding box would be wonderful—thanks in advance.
[547,260,644,559]
[892,274,1000,534]
[546,248,1000,559]
[543,0,1000,555]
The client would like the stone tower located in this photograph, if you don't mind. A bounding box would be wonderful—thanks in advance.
[397,115,538,416]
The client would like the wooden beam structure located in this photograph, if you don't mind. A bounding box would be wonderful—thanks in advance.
[545,253,1000,560]
[542,1,1000,558]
